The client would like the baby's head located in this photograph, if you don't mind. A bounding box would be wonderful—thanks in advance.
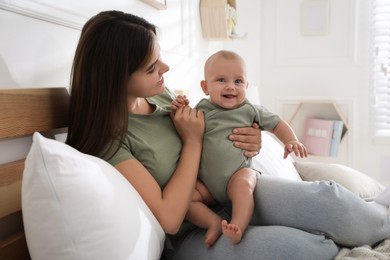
[201,50,248,109]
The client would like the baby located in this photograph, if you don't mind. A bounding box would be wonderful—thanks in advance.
[171,50,307,247]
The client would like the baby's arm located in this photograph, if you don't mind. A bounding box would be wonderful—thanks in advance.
[272,120,308,158]
[171,94,190,114]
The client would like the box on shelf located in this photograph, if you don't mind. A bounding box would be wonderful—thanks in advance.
[303,118,344,157]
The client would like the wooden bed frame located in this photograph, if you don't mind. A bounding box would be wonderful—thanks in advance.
[0,87,70,260]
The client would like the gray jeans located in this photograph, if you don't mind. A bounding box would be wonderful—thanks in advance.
[171,175,390,260]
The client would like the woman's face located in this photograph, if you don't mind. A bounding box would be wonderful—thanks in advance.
[127,38,170,98]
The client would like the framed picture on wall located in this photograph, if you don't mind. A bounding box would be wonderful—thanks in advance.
[300,0,329,36]
[140,0,167,10]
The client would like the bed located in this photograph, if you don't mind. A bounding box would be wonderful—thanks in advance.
[0,87,389,260]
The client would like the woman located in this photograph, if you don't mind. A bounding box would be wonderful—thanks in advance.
[66,11,390,260]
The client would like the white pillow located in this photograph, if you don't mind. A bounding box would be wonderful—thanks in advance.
[295,161,385,201]
[22,132,164,260]
[251,132,302,181]
[375,186,390,207]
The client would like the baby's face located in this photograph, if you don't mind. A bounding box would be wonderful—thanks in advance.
[203,57,248,109]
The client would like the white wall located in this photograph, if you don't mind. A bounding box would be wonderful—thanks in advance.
[0,0,214,162]
[1,0,389,185]
[0,9,77,87]
[258,0,390,185]
[0,0,208,91]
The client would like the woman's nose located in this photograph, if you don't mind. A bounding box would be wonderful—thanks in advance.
[160,61,170,74]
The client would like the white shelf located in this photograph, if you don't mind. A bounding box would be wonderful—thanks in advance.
[277,98,354,166]
[289,101,349,141]
[199,0,236,40]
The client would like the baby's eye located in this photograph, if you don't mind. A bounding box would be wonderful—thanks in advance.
[217,78,225,83]
[235,79,243,84]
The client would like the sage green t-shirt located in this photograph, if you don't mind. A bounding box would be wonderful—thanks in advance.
[196,98,280,205]
[105,87,181,188]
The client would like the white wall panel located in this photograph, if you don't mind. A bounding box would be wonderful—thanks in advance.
[274,0,358,66]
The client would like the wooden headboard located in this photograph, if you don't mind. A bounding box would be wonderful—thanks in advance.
[0,88,70,259]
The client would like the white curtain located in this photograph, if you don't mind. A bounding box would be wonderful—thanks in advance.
[371,0,390,135]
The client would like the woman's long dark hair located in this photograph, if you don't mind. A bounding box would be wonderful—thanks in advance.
[66,11,156,157]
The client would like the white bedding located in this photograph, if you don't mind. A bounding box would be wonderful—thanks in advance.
[21,131,388,260]
[336,239,390,259]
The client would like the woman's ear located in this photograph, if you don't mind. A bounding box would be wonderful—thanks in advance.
[200,80,209,95]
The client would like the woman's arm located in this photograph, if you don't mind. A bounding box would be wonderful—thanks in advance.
[116,106,204,234]
[229,123,261,157]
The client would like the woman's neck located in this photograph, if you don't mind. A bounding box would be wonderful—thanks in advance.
[127,97,154,115]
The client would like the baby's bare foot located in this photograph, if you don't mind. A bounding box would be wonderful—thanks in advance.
[221,219,242,244]
[205,219,222,248]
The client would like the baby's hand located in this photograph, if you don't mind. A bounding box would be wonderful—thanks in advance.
[171,95,190,114]
[283,140,307,159]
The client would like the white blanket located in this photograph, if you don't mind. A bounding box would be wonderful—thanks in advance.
[335,239,390,260]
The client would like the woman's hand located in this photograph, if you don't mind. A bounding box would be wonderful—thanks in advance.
[171,105,204,144]
[229,123,261,157]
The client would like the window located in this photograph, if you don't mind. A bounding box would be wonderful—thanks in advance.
[371,0,390,137]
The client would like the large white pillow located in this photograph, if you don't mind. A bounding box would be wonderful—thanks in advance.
[22,132,164,260]
[251,132,302,181]
[295,161,385,201]
[375,186,390,207]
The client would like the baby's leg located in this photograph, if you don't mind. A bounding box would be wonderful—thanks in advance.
[223,168,257,244]
[195,179,217,205]
[187,180,222,248]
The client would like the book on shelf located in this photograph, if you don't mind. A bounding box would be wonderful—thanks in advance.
[303,118,344,157]
[329,120,344,157]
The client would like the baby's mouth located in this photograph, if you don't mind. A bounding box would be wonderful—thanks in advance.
[222,94,236,99]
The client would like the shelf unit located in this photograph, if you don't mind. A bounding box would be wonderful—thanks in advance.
[277,98,354,165]
[289,101,349,141]
[199,0,236,40]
